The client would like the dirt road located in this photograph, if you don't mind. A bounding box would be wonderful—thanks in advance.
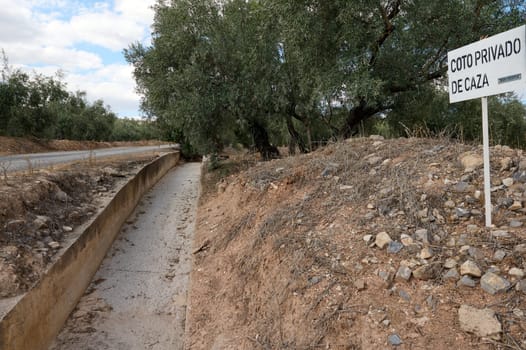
[50,162,201,350]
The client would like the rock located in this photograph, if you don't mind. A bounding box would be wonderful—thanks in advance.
[455,208,471,218]
[493,250,506,261]
[378,270,393,284]
[400,234,414,246]
[458,305,502,338]
[514,244,526,254]
[5,220,26,231]
[468,247,484,260]
[55,189,70,202]
[420,247,434,259]
[445,200,456,209]
[513,170,526,183]
[508,201,522,211]
[502,178,514,187]
[48,241,61,249]
[491,230,510,238]
[474,190,482,200]
[395,265,412,281]
[62,226,73,232]
[454,182,470,192]
[516,280,526,293]
[354,279,366,291]
[510,220,523,228]
[509,201,523,211]
[387,241,403,254]
[460,154,483,172]
[444,258,457,269]
[444,268,460,280]
[417,208,428,219]
[480,272,510,295]
[457,275,477,287]
[388,334,402,346]
[466,224,479,233]
[413,263,441,280]
[398,289,411,301]
[363,234,373,242]
[500,157,513,171]
[33,215,51,229]
[339,185,353,191]
[508,268,525,278]
[375,232,392,249]
[367,203,375,209]
[415,229,429,244]
[460,260,482,277]
[366,156,383,166]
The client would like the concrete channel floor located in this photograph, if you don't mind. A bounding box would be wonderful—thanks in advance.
[50,162,201,350]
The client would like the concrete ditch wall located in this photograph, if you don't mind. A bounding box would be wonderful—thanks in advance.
[0,152,180,350]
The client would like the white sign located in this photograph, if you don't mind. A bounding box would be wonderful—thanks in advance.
[448,25,526,103]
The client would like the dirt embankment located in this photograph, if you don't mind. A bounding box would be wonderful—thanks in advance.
[0,155,160,299]
[187,137,526,349]
[0,136,163,156]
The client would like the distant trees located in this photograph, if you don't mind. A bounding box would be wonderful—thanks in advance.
[0,52,157,142]
[126,0,526,158]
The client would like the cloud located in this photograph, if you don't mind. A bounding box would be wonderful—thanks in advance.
[0,0,154,117]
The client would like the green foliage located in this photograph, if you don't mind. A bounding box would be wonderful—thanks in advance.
[126,0,526,156]
[0,53,160,142]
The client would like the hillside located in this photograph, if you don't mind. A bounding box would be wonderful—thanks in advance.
[187,136,526,349]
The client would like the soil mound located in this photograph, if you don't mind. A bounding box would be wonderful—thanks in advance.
[187,137,526,349]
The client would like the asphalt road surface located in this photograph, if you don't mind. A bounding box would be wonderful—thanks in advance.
[50,162,201,350]
[0,145,176,172]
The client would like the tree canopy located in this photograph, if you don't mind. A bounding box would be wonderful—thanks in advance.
[126,0,526,158]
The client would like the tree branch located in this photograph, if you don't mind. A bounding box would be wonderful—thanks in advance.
[369,0,401,66]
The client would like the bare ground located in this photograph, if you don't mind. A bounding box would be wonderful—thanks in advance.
[186,137,526,349]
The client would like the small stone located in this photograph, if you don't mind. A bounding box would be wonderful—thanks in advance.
[510,220,523,228]
[468,247,484,260]
[55,189,69,202]
[508,268,525,278]
[454,182,470,192]
[415,229,429,244]
[466,224,479,233]
[420,247,434,259]
[339,185,353,190]
[399,289,411,301]
[308,276,322,285]
[457,275,477,287]
[444,258,457,269]
[354,279,366,291]
[480,272,510,295]
[500,157,513,171]
[378,270,393,283]
[445,200,456,209]
[375,232,392,249]
[456,208,471,218]
[400,234,414,246]
[514,244,526,254]
[458,305,502,338]
[367,156,383,165]
[48,242,61,249]
[510,201,523,211]
[388,334,402,346]
[502,178,514,187]
[460,260,482,277]
[33,215,51,229]
[363,234,373,242]
[413,263,441,280]
[493,250,506,261]
[474,190,482,200]
[516,280,526,293]
[395,265,412,281]
[444,268,460,280]
[460,154,484,172]
[417,208,428,219]
[62,226,73,232]
[5,220,26,231]
[492,230,510,238]
[382,319,391,327]
[387,241,403,254]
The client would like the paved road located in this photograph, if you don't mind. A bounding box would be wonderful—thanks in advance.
[0,145,176,172]
[50,163,201,350]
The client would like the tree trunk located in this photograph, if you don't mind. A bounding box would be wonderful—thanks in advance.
[249,120,280,161]
[286,114,308,154]
[341,99,380,138]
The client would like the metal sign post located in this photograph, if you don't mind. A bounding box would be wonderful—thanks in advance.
[448,25,526,227]
[481,97,492,227]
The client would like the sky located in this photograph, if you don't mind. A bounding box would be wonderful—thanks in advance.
[0,0,156,118]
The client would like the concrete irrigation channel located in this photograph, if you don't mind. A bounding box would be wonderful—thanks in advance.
[0,153,202,350]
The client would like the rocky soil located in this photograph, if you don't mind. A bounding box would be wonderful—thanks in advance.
[0,155,159,299]
[187,137,526,349]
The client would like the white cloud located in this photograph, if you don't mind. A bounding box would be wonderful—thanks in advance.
[0,0,154,117]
